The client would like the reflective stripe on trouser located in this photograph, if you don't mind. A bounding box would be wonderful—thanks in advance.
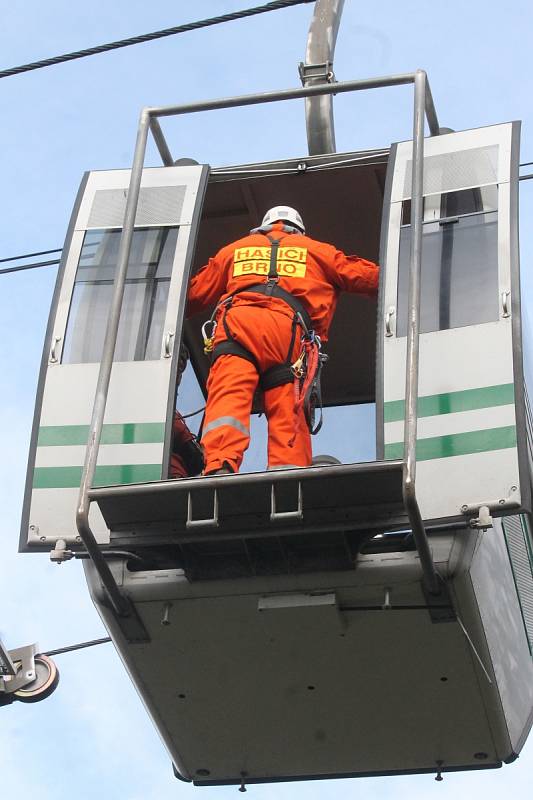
[201,303,312,473]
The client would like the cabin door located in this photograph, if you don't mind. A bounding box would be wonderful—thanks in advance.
[378,122,529,522]
[21,165,209,548]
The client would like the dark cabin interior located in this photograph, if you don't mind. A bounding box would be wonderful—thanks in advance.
[183,149,388,409]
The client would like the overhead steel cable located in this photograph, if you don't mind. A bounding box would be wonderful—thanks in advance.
[0,0,314,79]
[43,637,112,657]
[0,258,61,276]
[0,247,62,263]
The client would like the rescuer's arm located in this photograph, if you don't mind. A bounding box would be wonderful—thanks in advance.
[330,249,380,296]
[187,255,228,315]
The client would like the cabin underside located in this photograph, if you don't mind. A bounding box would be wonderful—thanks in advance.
[86,522,528,786]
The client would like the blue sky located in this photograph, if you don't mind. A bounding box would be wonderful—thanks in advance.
[1,1,533,798]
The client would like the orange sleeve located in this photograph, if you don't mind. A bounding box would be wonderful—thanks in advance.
[187,254,228,316]
[330,249,380,296]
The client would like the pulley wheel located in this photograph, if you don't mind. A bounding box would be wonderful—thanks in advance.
[14,655,59,703]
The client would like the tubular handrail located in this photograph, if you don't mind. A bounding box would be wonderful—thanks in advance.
[402,70,441,595]
[75,71,442,614]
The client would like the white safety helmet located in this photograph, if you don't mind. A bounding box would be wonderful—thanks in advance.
[261,206,305,233]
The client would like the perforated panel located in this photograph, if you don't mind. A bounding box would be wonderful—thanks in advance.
[87,186,187,228]
[403,145,499,199]
[503,515,533,653]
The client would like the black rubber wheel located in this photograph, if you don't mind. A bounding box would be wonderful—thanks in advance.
[14,655,59,703]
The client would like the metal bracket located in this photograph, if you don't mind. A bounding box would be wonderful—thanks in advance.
[0,643,37,694]
[50,539,74,563]
[421,577,456,623]
[0,638,16,677]
[460,486,520,522]
[270,482,303,522]
[298,60,335,85]
[102,593,150,644]
[468,505,493,531]
[186,490,219,529]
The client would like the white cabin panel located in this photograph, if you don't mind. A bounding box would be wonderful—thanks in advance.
[76,166,205,230]
[390,123,513,203]
[28,490,108,546]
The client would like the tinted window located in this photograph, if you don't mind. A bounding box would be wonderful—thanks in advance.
[397,187,499,336]
[63,227,178,363]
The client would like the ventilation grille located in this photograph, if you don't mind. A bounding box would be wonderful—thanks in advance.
[87,186,187,228]
[403,145,499,199]
[503,515,533,654]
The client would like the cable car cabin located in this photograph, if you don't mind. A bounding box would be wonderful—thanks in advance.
[20,112,533,785]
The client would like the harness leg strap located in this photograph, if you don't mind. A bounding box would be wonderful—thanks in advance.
[212,340,260,370]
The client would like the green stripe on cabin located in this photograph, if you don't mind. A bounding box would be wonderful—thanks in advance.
[384,425,517,461]
[384,383,515,423]
[37,422,165,446]
[33,464,162,488]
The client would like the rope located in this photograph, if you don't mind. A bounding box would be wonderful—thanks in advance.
[0,1,314,79]
[181,406,206,419]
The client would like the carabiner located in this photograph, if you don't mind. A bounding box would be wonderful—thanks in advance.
[291,348,306,379]
[201,319,217,354]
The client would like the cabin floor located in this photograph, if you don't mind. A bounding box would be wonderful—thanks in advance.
[91,459,407,580]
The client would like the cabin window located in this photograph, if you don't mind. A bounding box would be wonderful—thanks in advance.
[396,185,499,336]
[62,227,177,363]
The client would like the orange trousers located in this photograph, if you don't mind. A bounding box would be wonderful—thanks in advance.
[202,303,312,473]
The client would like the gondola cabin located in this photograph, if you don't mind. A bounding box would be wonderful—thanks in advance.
[20,77,533,786]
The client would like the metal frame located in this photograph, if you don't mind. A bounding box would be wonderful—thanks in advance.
[161,166,210,478]
[509,122,531,513]
[375,143,398,463]
[76,70,442,617]
[0,643,37,694]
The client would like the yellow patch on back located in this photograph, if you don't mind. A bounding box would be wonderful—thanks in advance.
[233,246,307,278]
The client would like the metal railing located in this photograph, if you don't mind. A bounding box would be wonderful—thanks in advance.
[75,70,442,617]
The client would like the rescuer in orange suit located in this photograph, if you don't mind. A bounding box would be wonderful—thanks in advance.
[187,206,379,475]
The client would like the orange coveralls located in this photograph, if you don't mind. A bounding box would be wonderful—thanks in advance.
[188,222,379,474]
